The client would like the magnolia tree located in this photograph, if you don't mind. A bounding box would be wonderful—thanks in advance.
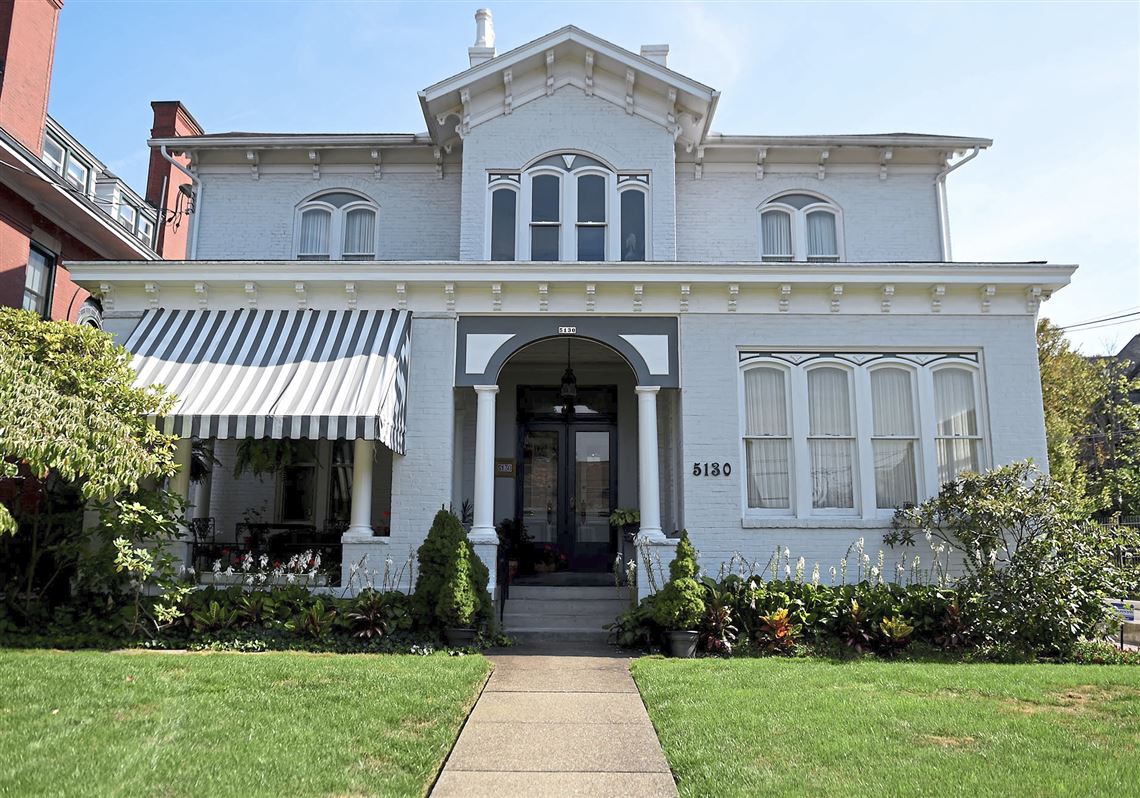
[0,308,179,623]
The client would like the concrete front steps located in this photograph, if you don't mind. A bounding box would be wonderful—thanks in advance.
[501,585,632,643]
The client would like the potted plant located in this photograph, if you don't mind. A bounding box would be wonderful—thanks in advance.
[436,537,479,647]
[652,529,705,657]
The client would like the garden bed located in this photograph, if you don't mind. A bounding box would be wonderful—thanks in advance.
[632,657,1140,797]
[0,649,490,797]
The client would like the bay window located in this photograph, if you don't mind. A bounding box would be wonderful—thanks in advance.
[740,353,986,521]
[758,192,843,262]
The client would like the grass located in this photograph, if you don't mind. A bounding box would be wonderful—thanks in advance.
[0,649,490,798]
[631,656,1140,797]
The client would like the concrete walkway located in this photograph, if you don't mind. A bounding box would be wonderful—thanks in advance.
[431,642,677,797]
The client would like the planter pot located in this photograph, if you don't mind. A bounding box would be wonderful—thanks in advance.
[667,630,699,659]
[444,627,477,647]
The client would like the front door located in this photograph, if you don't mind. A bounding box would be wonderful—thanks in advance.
[517,387,617,573]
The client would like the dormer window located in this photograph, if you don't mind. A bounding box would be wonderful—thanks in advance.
[487,153,649,262]
[759,192,843,262]
[295,191,378,260]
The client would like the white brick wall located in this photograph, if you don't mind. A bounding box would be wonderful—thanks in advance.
[676,170,943,262]
[194,172,461,260]
[459,87,677,261]
[676,312,1045,578]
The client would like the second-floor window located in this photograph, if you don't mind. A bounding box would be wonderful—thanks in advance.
[487,153,649,262]
[295,191,378,260]
[759,192,842,262]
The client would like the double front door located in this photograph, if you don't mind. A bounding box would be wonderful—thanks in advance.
[519,421,616,573]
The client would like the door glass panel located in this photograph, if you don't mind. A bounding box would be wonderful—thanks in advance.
[521,430,559,545]
[574,431,611,544]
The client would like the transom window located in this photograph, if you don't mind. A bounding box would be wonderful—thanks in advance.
[487,153,649,262]
[740,353,985,519]
[759,192,842,262]
[295,191,378,260]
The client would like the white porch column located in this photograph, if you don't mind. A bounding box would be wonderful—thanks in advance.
[469,385,499,594]
[346,438,375,537]
[170,438,193,565]
[635,386,664,539]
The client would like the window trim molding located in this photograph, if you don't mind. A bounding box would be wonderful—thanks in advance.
[292,190,379,261]
[739,352,988,524]
[24,242,57,319]
[617,180,651,262]
[738,360,795,517]
[486,179,520,262]
[757,190,845,262]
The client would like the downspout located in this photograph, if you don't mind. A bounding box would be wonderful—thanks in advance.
[934,146,980,262]
[159,144,200,259]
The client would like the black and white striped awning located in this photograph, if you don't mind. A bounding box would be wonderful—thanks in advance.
[124,308,411,454]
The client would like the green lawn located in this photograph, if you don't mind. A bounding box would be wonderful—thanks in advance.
[632,657,1140,797]
[0,649,490,798]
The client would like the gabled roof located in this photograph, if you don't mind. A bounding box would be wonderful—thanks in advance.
[418,25,719,150]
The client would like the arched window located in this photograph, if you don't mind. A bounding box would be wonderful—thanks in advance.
[933,366,982,483]
[487,153,649,262]
[759,192,843,262]
[294,191,378,260]
[742,364,792,510]
[806,365,855,510]
[869,365,919,508]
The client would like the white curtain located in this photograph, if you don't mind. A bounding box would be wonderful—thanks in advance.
[744,367,790,509]
[934,368,977,436]
[299,209,331,258]
[935,368,980,483]
[870,367,917,508]
[343,209,376,257]
[806,211,838,259]
[808,367,854,508]
[761,211,792,258]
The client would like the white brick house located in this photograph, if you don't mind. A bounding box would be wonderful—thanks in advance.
[71,13,1074,601]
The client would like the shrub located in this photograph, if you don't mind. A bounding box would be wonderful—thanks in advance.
[606,594,663,649]
[435,539,479,629]
[412,509,491,628]
[888,461,1140,656]
[652,531,706,631]
[878,616,915,656]
[347,589,411,640]
[755,608,799,655]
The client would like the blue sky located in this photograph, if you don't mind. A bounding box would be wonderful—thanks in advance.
[49,1,1139,354]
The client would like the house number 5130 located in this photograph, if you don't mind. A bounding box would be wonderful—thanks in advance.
[693,462,732,477]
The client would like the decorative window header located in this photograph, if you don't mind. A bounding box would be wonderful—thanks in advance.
[739,352,978,368]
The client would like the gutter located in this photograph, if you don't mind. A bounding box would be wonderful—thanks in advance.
[935,146,981,261]
[159,144,201,259]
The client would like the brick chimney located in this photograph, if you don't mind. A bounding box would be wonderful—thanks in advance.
[145,100,203,259]
[0,0,63,152]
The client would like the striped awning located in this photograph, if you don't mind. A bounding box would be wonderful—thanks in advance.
[124,308,411,454]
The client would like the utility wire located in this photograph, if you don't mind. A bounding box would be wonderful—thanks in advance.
[1061,310,1140,331]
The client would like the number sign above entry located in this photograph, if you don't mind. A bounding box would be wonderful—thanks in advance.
[558,326,577,335]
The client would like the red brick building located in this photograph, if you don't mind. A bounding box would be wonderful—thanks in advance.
[0,0,198,325]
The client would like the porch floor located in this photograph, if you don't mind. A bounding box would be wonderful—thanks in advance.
[430,640,677,797]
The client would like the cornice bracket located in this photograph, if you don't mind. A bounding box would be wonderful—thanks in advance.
[246,150,259,181]
[880,284,895,313]
[307,150,320,180]
[545,49,555,96]
[584,52,594,97]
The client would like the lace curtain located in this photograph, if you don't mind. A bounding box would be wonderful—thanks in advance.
[744,368,790,508]
[871,367,917,508]
[808,367,853,508]
[934,368,979,482]
[806,211,838,258]
[761,211,792,258]
[298,209,330,258]
[342,209,376,257]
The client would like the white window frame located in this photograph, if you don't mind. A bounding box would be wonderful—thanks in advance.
[486,179,520,262]
[738,353,988,524]
[492,153,646,262]
[862,361,923,516]
[617,181,651,262]
[927,362,987,490]
[42,135,65,175]
[739,361,795,515]
[757,192,845,262]
[63,155,91,194]
[803,361,859,516]
[293,191,379,260]
[117,201,137,231]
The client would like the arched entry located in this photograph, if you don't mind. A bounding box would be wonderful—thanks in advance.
[502,337,634,572]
